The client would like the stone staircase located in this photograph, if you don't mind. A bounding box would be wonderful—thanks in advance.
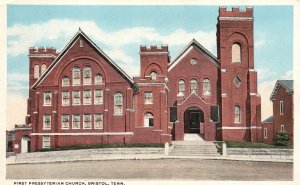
[169,134,220,157]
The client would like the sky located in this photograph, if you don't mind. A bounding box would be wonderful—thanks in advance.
[6,5,293,130]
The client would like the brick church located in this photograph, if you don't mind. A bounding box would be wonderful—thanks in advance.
[13,7,262,153]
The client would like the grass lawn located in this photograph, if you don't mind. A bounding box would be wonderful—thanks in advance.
[38,143,165,152]
[221,141,293,149]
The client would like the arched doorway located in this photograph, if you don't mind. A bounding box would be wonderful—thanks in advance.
[184,107,204,134]
[21,136,30,153]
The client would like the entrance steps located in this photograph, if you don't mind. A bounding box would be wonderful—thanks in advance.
[170,134,220,157]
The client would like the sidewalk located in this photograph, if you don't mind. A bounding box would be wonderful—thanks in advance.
[6,148,293,165]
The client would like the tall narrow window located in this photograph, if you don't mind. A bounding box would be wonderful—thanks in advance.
[190,79,198,94]
[203,78,211,96]
[83,66,92,85]
[95,74,103,85]
[144,112,154,127]
[80,39,83,47]
[150,71,158,80]
[94,114,103,129]
[83,114,92,129]
[72,67,81,86]
[281,125,285,132]
[83,90,92,105]
[234,105,241,123]
[43,115,51,130]
[62,91,70,106]
[62,77,70,87]
[264,128,267,139]
[72,91,81,105]
[232,43,241,63]
[94,90,103,105]
[41,64,47,74]
[72,114,80,129]
[264,128,268,139]
[144,92,153,104]
[61,114,70,129]
[114,92,123,115]
[42,136,50,149]
[178,80,185,95]
[280,101,284,115]
[44,92,52,106]
[34,65,40,79]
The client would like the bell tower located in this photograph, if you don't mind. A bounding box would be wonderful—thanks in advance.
[217,7,262,142]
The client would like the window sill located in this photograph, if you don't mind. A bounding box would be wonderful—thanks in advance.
[62,104,70,106]
[72,128,81,130]
[83,127,92,129]
[42,128,51,130]
[113,114,123,116]
[83,103,92,105]
[61,128,70,130]
[94,127,103,129]
[43,105,52,107]
[72,104,81,106]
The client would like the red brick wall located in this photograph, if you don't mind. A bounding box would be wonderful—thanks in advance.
[217,7,261,142]
[273,85,294,145]
[262,122,273,144]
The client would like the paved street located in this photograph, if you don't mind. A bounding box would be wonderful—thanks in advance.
[7,159,293,180]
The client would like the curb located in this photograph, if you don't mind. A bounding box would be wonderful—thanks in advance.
[6,155,293,165]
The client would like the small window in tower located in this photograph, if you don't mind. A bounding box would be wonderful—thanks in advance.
[144,112,154,127]
[144,92,153,104]
[150,71,158,80]
[34,64,40,79]
[41,64,47,74]
[234,105,241,123]
[232,43,242,63]
[80,39,83,47]
[233,76,242,87]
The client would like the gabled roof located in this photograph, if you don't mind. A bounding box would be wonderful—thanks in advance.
[262,116,273,123]
[32,28,135,89]
[168,39,220,72]
[270,80,293,100]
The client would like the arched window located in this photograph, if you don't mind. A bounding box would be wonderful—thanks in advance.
[178,80,185,95]
[232,43,242,63]
[234,105,241,123]
[41,64,47,74]
[83,66,92,85]
[95,73,103,85]
[72,67,81,86]
[203,78,211,96]
[144,112,154,127]
[62,77,70,86]
[150,71,158,80]
[114,92,123,115]
[190,79,198,94]
[34,65,39,79]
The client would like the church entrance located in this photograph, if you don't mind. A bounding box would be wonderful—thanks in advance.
[184,107,204,134]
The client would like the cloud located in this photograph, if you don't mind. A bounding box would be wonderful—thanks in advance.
[258,70,293,121]
[7,73,28,91]
[8,18,216,56]
[6,93,28,130]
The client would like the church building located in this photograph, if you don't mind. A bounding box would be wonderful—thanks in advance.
[13,7,262,154]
